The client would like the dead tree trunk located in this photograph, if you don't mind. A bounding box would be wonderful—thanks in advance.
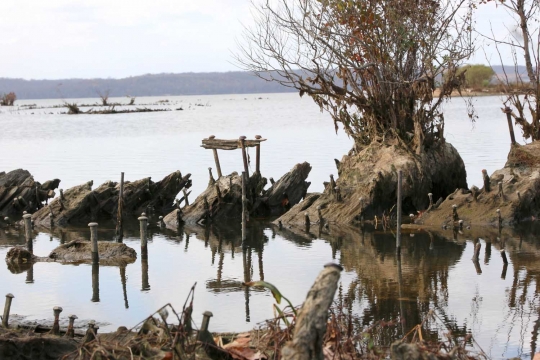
[281,263,342,360]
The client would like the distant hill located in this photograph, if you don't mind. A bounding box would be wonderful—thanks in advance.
[0,65,530,100]
[0,71,296,100]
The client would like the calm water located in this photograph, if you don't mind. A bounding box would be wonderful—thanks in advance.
[0,93,535,358]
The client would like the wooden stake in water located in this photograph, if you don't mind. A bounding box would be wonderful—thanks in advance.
[116,172,124,242]
[242,171,247,242]
[239,136,250,178]
[23,213,33,254]
[255,135,262,174]
[89,222,99,263]
[396,170,403,255]
[2,293,14,328]
[504,107,516,145]
[138,213,148,260]
[208,136,223,178]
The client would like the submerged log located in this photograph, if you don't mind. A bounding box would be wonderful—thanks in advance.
[31,171,191,227]
[163,162,311,227]
[275,141,467,226]
[0,169,60,216]
[5,240,137,267]
[416,142,540,227]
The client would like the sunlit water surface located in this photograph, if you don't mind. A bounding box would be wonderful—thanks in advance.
[0,94,536,359]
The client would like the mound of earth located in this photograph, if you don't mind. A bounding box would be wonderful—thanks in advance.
[415,142,540,227]
[5,240,137,266]
[275,140,467,226]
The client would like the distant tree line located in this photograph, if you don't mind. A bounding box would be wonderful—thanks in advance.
[0,71,296,100]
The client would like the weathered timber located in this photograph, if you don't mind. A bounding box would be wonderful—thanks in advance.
[31,171,191,227]
[0,169,60,216]
[201,137,267,151]
[282,264,342,360]
[163,162,311,227]
[5,240,137,266]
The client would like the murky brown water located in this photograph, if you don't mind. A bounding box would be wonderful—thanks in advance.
[0,93,536,358]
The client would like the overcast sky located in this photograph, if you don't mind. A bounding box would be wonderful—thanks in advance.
[0,0,523,80]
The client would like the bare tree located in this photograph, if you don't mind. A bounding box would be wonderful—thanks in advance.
[0,92,17,106]
[236,0,475,154]
[481,0,539,140]
[96,89,110,106]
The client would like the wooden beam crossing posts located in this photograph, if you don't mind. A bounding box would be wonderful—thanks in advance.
[396,170,403,255]
[116,172,124,243]
[504,107,516,145]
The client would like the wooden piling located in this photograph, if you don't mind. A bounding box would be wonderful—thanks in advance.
[396,170,403,254]
[23,214,33,253]
[504,107,516,145]
[66,315,77,338]
[116,172,124,242]
[215,183,222,203]
[239,136,250,177]
[138,213,148,259]
[304,212,310,231]
[208,136,223,178]
[255,135,262,174]
[183,189,190,206]
[88,222,99,262]
[52,306,62,335]
[2,294,14,328]
[482,169,491,192]
[269,177,275,185]
[242,172,247,242]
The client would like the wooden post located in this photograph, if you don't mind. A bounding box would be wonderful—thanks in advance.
[88,222,98,263]
[208,136,223,178]
[2,294,14,328]
[183,189,190,206]
[242,172,247,242]
[116,172,124,242]
[66,315,77,338]
[281,264,342,360]
[139,213,148,260]
[239,136,249,177]
[504,107,516,145]
[52,306,63,335]
[255,135,262,174]
[482,169,491,192]
[396,170,403,255]
[23,213,33,254]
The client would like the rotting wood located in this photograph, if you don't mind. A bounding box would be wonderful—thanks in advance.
[201,137,266,151]
[282,263,342,360]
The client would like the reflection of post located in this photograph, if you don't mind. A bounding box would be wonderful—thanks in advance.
[138,213,148,260]
[23,214,33,254]
[258,247,264,281]
[116,172,125,243]
[501,263,508,280]
[185,233,190,251]
[484,241,491,264]
[91,260,100,302]
[243,244,251,322]
[120,266,129,309]
[25,263,34,284]
[473,260,482,275]
[217,253,224,284]
[397,255,405,336]
[396,170,402,255]
[142,258,150,291]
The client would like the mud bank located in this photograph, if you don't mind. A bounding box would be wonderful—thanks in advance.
[275,141,467,226]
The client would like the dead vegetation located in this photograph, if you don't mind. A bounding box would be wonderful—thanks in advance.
[0,92,17,106]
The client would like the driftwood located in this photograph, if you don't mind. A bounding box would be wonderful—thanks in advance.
[31,171,191,227]
[5,240,137,267]
[163,162,311,227]
[0,169,60,216]
[282,264,342,360]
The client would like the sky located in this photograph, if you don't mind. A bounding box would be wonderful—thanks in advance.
[0,0,525,80]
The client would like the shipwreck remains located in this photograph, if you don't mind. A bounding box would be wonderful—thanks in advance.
[275,140,467,227]
[30,171,191,227]
[164,135,311,227]
[414,142,540,227]
[0,169,60,217]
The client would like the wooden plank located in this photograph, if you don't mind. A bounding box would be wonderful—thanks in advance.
[201,138,266,151]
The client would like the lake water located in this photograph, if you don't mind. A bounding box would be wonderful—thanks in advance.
[0,93,536,359]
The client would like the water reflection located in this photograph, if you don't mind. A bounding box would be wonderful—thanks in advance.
[2,220,540,357]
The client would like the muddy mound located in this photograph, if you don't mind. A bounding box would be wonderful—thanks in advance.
[276,141,466,226]
[0,329,78,360]
[0,169,59,217]
[49,240,137,264]
[32,171,191,227]
[416,142,540,227]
